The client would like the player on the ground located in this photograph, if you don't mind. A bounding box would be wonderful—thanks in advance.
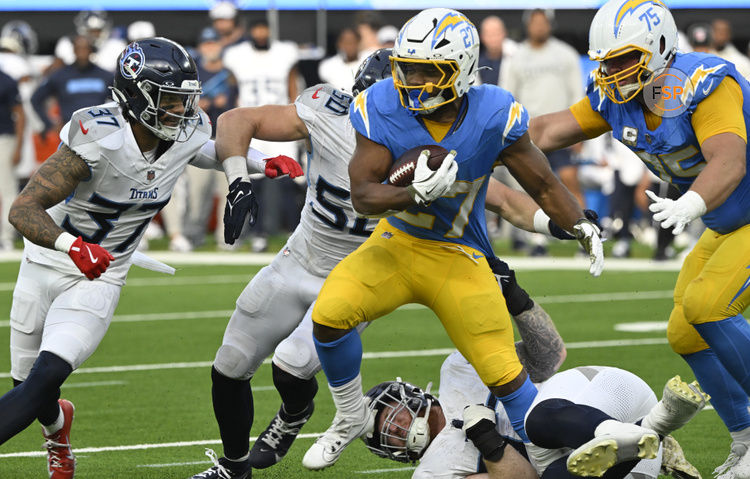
[527,0,750,475]
[363,362,707,479]
[303,8,604,471]
[2,37,299,479]
[187,48,596,479]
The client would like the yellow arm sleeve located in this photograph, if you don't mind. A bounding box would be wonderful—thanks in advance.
[692,77,747,145]
[569,96,612,139]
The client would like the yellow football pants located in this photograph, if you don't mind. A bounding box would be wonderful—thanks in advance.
[667,224,750,355]
[312,220,523,387]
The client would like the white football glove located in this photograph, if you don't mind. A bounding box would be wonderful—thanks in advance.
[407,149,458,206]
[646,190,706,236]
[462,404,497,432]
[574,219,604,277]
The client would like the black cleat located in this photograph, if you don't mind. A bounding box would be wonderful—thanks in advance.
[249,402,314,469]
[189,449,251,479]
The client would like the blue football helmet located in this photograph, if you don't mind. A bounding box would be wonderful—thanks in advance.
[352,48,392,96]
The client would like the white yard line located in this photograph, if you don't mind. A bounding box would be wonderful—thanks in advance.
[62,380,127,389]
[0,290,676,328]
[355,466,417,474]
[0,338,668,380]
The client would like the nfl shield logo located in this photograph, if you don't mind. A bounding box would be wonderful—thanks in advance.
[147,170,155,181]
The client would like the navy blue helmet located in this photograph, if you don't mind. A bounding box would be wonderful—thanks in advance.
[352,48,392,96]
[112,37,202,142]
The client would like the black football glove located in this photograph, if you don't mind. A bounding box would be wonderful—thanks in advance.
[486,256,532,316]
[223,178,259,245]
[548,209,601,240]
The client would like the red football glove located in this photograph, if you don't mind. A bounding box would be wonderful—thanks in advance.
[68,236,114,280]
[264,155,304,179]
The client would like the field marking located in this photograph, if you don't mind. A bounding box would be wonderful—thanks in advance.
[615,321,669,332]
[62,380,127,389]
[0,290,676,328]
[0,251,684,270]
[0,338,668,380]
[137,460,212,468]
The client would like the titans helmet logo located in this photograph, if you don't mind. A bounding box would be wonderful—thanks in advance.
[120,42,145,80]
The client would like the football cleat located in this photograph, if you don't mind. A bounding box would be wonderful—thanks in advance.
[567,422,659,477]
[302,406,373,470]
[189,449,251,479]
[716,442,750,479]
[248,401,314,469]
[660,435,701,479]
[44,399,76,479]
[642,375,709,436]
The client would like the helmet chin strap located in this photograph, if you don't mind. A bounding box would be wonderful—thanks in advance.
[405,381,433,456]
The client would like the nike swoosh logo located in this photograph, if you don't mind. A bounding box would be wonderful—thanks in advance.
[79,120,89,134]
[702,79,714,96]
[85,245,99,264]
[312,87,323,99]
[472,252,483,259]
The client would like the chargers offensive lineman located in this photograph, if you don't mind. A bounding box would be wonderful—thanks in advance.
[188,49,593,479]
[528,0,750,475]
[2,37,299,479]
[303,8,604,471]
[363,362,707,479]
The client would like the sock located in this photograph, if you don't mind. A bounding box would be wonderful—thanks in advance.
[694,315,750,393]
[0,351,71,445]
[41,404,65,436]
[11,376,60,427]
[329,373,366,417]
[272,362,317,416]
[314,329,362,387]
[526,398,612,449]
[495,376,538,443]
[682,348,750,431]
[211,366,253,461]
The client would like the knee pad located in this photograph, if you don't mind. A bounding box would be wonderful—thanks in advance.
[214,344,253,381]
[273,336,319,380]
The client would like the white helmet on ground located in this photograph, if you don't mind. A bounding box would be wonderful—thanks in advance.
[391,8,479,113]
[589,0,678,103]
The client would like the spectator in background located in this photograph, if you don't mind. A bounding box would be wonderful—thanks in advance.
[0,20,40,192]
[0,69,23,251]
[210,1,245,50]
[687,23,713,53]
[711,19,750,78]
[223,18,301,251]
[376,25,398,48]
[477,15,517,87]
[127,20,155,42]
[31,36,112,138]
[54,10,125,72]
[355,11,383,56]
[318,27,361,92]
[186,27,239,247]
[501,9,584,255]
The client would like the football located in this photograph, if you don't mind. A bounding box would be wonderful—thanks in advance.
[387,145,450,187]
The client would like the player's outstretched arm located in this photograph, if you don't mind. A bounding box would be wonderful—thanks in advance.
[528,109,589,153]
[502,133,603,276]
[349,132,416,216]
[9,144,90,249]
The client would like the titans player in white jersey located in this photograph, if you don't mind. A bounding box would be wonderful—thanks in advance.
[362,362,707,479]
[2,37,300,479]
[189,49,596,479]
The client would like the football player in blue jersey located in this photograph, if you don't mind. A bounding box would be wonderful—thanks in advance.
[301,7,606,471]
[529,0,750,476]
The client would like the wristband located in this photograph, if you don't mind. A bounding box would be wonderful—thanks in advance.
[54,232,77,253]
[466,421,508,462]
[222,155,250,184]
[533,209,551,235]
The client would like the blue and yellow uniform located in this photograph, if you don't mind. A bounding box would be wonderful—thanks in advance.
[311,78,529,387]
[571,51,750,429]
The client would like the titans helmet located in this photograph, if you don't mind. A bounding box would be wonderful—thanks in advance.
[362,378,438,463]
[0,20,38,55]
[352,48,392,96]
[112,37,202,142]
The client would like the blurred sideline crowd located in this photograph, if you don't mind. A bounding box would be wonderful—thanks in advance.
[1,3,749,258]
